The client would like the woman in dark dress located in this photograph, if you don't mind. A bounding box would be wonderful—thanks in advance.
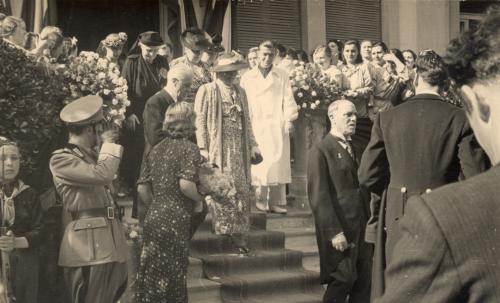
[0,137,44,303]
[135,102,204,303]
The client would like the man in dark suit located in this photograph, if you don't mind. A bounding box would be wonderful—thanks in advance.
[376,6,500,302]
[308,100,372,303]
[358,49,487,299]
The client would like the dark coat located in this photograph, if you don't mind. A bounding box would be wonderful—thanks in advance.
[307,134,370,284]
[358,93,487,299]
[376,165,500,303]
[121,54,169,120]
[143,89,175,157]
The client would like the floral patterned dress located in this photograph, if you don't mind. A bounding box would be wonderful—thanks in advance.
[210,83,251,234]
[135,136,200,303]
[195,81,257,235]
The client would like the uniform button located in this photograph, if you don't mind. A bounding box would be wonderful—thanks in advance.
[401,187,407,193]
[426,189,432,194]
[87,224,92,227]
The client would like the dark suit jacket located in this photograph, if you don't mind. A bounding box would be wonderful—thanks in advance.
[377,165,500,303]
[307,134,369,284]
[143,89,175,157]
[358,93,487,298]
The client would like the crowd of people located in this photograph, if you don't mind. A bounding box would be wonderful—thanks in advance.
[1,4,500,303]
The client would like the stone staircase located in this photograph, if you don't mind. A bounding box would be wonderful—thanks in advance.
[118,198,322,303]
[187,206,321,303]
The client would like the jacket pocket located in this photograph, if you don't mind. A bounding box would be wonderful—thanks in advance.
[65,217,114,262]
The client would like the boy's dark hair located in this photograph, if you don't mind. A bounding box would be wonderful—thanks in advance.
[416,50,449,89]
[445,4,500,86]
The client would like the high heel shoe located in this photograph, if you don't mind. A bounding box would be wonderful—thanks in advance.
[230,233,250,254]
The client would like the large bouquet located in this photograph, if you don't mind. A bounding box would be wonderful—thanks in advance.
[0,40,70,176]
[198,163,249,235]
[61,51,130,126]
[289,61,344,112]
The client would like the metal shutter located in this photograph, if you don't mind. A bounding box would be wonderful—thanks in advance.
[325,0,381,42]
[232,0,302,52]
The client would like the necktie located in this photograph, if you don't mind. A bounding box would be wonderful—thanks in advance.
[339,138,355,161]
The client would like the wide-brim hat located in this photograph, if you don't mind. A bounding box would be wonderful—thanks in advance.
[60,95,104,126]
[181,27,212,51]
[212,52,248,72]
[139,31,164,47]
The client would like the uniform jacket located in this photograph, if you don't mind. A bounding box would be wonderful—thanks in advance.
[49,143,128,267]
[377,166,500,303]
[308,134,369,284]
[358,93,487,298]
[143,88,175,157]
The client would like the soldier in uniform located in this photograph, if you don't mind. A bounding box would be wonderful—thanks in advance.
[49,95,128,303]
[358,50,487,300]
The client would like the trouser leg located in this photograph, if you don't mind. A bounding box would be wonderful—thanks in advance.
[64,262,128,303]
[269,184,287,206]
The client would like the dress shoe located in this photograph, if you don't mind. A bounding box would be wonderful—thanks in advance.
[270,206,287,214]
[256,201,269,212]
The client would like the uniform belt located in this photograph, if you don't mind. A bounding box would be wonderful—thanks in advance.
[71,207,117,220]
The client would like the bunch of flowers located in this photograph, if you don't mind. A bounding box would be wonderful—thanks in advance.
[61,51,130,126]
[198,163,238,204]
[289,61,344,112]
[122,217,143,242]
[0,40,70,177]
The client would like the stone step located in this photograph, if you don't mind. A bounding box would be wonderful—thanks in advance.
[187,277,222,303]
[278,227,320,273]
[217,269,322,301]
[246,292,323,303]
[190,230,285,256]
[201,249,304,278]
[266,209,314,230]
[198,212,267,233]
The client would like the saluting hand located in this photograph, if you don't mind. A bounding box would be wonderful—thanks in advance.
[100,126,119,144]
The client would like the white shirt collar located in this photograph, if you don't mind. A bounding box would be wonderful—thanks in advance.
[330,127,351,142]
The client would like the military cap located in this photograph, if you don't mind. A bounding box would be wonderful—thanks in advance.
[60,95,105,126]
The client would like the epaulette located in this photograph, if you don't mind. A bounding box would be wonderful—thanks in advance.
[52,147,84,158]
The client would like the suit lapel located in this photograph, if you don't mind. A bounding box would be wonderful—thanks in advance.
[325,134,358,169]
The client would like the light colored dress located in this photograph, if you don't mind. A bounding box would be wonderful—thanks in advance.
[195,80,257,234]
[340,63,374,118]
[240,67,299,186]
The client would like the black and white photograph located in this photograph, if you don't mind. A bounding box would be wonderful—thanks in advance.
[0,0,499,302]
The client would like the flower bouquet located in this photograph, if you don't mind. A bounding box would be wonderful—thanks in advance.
[289,61,344,112]
[198,163,249,235]
[61,51,131,126]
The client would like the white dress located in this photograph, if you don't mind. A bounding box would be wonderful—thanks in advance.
[240,67,298,186]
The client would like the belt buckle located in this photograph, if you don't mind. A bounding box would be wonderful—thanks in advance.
[107,207,115,220]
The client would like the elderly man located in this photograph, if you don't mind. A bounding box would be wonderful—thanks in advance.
[240,40,299,214]
[137,64,199,225]
[308,100,372,303]
[376,6,500,302]
[50,96,128,303]
[358,49,487,299]
[121,31,169,218]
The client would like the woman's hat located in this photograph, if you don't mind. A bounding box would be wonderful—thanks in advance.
[212,52,248,72]
[181,27,211,51]
[138,31,163,47]
[103,32,128,49]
